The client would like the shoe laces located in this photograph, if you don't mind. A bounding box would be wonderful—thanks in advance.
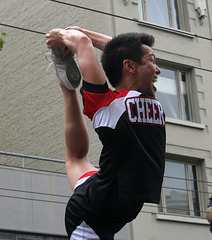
[44,50,79,71]
[44,51,54,71]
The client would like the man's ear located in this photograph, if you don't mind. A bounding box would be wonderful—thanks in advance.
[123,59,136,73]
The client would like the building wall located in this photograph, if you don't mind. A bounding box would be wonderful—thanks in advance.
[0,0,110,166]
[110,0,212,239]
[0,0,212,239]
[0,166,69,236]
[0,166,127,239]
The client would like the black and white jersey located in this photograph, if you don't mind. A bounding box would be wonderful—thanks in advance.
[81,81,166,206]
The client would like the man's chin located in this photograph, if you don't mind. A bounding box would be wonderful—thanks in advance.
[152,86,157,97]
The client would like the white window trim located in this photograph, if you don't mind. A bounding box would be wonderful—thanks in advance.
[156,67,194,122]
[137,20,195,39]
[166,117,205,130]
[137,0,190,33]
[156,213,209,225]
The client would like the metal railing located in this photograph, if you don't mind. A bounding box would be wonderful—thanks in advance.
[0,150,65,167]
[0,151,99,173]
[0,150,66,173]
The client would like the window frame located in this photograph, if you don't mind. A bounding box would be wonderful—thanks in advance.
[174,68,192,121]
[159,159,203,218]
[155,64,194,122]
[138,0,185,30]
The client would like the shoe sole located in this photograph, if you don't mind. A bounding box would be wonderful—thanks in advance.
[64,54,81,89]
[52,49,81,90]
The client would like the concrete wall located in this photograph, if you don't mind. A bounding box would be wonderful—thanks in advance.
[0,166,69,236]
[0,166,128,239]
[0,0,111,166]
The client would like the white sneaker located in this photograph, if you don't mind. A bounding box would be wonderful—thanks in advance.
[51,48,81,90]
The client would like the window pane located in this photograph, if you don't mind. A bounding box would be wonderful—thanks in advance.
[138,0,144,20]
[170,0,180,29]
[158,200,163,212]
[0,233,15,240]
[180,72,190,121]
[155,68,180,119]
[164,162,190,215]
[189,165,201,216]
[17,236,46,240]
[146,0,170,27]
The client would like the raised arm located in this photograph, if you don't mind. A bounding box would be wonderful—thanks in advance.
[46,29,106,85]
[65,26,112,51]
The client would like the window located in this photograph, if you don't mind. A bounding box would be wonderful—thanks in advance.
[0,233,15,240]
[155,67,192,121]
[159,161,201,217]
[138,0,181,29]
[0,232,68,240]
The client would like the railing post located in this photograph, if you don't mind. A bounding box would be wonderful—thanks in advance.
[22,157,25,168]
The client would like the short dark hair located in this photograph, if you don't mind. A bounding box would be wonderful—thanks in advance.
[101,32,155,88]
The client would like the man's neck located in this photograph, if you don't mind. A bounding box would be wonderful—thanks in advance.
[116,76,138,91]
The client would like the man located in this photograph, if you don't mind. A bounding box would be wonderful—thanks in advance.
[46,27,165,240]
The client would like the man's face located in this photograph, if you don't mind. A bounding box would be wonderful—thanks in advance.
[136,44,160,97]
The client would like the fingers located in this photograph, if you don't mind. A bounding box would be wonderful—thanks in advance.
[45,31,52,48]
[45,34,52,49]
[45,28,80,52]
[46,42,51,49]
[45,29,63,49]
[65,26,80,31]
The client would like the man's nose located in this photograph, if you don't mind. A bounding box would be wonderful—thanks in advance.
[156,65,161,75]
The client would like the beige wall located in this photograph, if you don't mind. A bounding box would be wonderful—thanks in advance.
[0,0,111,166]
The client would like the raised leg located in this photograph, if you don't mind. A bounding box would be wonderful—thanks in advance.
[61,85,98,191]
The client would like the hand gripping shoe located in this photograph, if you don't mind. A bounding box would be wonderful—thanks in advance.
[51,48,81,90]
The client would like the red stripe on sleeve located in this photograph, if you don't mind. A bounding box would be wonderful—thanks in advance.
[82,89,130,120]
